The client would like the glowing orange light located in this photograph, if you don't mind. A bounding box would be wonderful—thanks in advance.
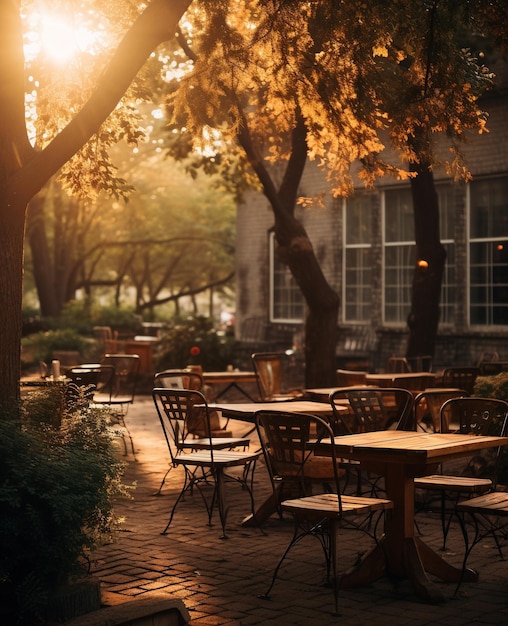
[497,244,504,251]
[417,259,429,268]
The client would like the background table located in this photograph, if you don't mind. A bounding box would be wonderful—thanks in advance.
[203,371,258,401]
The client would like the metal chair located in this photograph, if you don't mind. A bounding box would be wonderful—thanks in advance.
[152,388,259,538]
[256,410,393,615]
[251,352,303,401]
[415,397,508,550]
[440,367,480,395]
[413,388,469,432]
[329,387,414,495]
[93,354,140,455]
[455,490,508,593]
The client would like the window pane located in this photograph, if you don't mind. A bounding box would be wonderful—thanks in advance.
[345,195,372,245]
[469,239,508,326]
[270,234,305,322]
[344,247,372,322]
[385,188,414,242]
[470,178,508,238]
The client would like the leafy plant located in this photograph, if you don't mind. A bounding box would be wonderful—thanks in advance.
[0,389,129,624]
[474,372,508,401]
[157,316,237,371]
[21,329,94,365]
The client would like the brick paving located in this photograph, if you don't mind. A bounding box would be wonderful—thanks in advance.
[89,396,508,625]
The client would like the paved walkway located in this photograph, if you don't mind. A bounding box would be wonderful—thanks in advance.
[89,396,508,625]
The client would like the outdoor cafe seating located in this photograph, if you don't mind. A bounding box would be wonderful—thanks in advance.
[251,351,303,401]
[152,388,259,539]
[255,410,393,615]
[415,396,508,551]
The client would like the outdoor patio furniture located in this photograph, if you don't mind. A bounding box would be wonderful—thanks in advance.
[414,396,508,550]
[439,367,480,395]
[413,388,469,432]
[251,352,303,401]
[152,388,259,538]
[256,410,393,615]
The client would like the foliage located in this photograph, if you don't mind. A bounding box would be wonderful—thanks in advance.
[474,373,508,401]
[56,300,142,334]
[0,388,128,624]
[157,316,237,370]
[21,328,94,364]
[473,373,508,486]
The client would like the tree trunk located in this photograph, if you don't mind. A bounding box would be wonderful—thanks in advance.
[26,194,61,318]
[237,112,339,388]
[406,163,446,362]
[275,215,339,388]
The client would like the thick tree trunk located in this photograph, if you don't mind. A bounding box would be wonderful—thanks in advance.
[406,163,446,362]
[237,112,339,388]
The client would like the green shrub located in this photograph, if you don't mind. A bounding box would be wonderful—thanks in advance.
[21,329,94,365]
[474,372,508,401]
[0,390,129,624]
[157,316,237,371]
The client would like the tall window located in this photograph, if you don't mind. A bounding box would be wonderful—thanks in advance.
[384,185,455,325]
[469,176,508,326]
[269,232,305,323]
[343,194,372,322]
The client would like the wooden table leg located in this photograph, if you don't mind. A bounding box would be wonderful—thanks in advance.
[340,463,476,603]
[241,491,279,527]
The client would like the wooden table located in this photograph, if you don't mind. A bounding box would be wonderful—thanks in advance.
[208,400,350,527]
[315,430,508,602]
[202,371,258,401]
[208,400,347,424]
[366,371,436,390]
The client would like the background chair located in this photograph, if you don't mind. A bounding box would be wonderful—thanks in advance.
[329,387,414,495]
[255,410,393,615]
[413,388,469,432]
[152,388,259,538]
[336,369,367,386]
[93,354,140,455]
[251,352,303,401]
[414,396,508,550]
[154,369,234,437]
[386,356,411,373]
[440,367,480,395]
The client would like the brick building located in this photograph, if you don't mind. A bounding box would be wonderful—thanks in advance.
[234,61,508,372]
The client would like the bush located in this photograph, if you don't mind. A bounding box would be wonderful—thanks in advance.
[157,316,237,371]
[21,329,94,365]
[0,390,129,624]
[474,372,508,401]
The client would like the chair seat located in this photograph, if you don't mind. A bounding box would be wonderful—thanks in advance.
[457,491,508,516]
[415,474,492,492]
[178,436,249,450]
[174,449,259,468]
[282,492,393,517]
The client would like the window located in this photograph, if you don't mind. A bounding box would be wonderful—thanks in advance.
[269,232,305,323]
[343,194,372,322]
[384,185,455,325]
[469,176,508,326]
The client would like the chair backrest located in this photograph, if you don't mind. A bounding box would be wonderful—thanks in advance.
[101,354,140,400]
[154,369,203,391]
[439,397,508,484]
[439,397,508,436]
[413,388,468,432]
[152,387,212,459]
[387,357,411,373]
[406,355,433,372]
[392,373,433,392]
[331,387,414,434]
[252,352,287,400]
[336,369,367,386]
[255,410,342,505]
[441,367,480,395]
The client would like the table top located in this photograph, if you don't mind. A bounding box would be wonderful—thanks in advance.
[366,372,436,382]
[202,371,257,383]
[319,430,508,465]
[208,400,348,423]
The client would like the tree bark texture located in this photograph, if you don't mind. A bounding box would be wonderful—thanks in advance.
[406,163,446,361]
